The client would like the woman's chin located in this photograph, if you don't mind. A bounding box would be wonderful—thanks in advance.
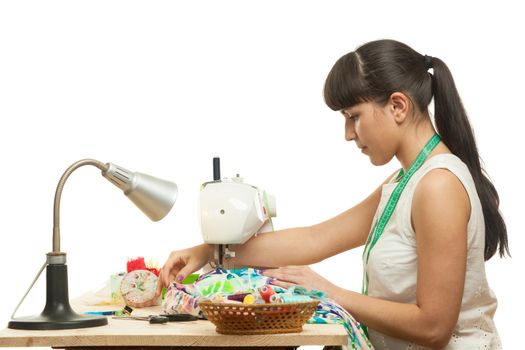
[368,154,392,166]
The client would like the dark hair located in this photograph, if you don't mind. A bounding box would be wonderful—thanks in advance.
[324,39,509,260]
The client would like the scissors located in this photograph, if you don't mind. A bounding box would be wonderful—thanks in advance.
[113,313,199,324]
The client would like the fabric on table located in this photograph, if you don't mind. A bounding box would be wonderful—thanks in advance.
[162,267,373,350]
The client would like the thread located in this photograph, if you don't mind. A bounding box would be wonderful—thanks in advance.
[259,285,276,303]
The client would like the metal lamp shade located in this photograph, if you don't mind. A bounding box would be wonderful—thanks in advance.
[126,172,178,221]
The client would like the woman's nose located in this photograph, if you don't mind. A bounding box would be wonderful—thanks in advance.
[345,120,356,141]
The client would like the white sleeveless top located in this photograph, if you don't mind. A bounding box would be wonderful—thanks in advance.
[365,154,501,349]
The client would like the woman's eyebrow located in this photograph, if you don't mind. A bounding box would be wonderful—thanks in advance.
[341,109,354,117]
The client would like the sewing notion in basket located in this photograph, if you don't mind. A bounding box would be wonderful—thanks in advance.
[198,300,320,335]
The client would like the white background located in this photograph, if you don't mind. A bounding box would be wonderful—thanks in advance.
[1,1,523,348]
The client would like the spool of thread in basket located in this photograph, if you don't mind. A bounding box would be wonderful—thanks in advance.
[269,293,312,304]
[226,293,259,304]
[259,285,276,303]
[227,293,250,302]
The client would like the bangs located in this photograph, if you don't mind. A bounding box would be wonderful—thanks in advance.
[323,52,371,111]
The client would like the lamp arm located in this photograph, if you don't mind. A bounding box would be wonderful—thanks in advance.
[52,159,108,253]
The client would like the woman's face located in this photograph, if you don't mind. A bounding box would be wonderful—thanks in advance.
[342,101,398,166]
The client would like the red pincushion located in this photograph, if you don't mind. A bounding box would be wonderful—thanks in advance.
[127,257,160,276]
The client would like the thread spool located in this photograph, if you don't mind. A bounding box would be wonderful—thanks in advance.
[269,294,282,304]
[278,294,312,303]
[259,285,275,303]
[243,294,256,304]
[227,293,249,302]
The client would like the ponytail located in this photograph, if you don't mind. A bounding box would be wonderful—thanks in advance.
[428,57,508,260]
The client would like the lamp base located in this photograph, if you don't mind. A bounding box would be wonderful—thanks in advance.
[8,263,108,330]
[8,311,107,330]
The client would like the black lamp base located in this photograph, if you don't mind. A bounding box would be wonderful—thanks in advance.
[8,263,108,330]
[8,311,107,330]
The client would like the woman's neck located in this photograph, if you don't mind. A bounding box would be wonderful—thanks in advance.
[396,121,450,172]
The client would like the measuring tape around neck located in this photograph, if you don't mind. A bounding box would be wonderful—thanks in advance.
[362,133,441,295]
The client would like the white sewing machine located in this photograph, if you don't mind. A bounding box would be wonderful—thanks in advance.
[198,158,276,268]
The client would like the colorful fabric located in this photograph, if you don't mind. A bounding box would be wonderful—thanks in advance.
[162,268,373,349]
[162,267,274,316]
[283,285,372,349]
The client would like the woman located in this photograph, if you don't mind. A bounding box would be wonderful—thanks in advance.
[157,39,508,349]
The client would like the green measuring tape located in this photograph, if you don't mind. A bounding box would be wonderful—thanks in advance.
[362,133,441,296]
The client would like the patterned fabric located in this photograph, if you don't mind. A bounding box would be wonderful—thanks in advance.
[162,268,373,350]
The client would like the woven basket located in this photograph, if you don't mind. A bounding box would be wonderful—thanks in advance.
[198,300,319,335]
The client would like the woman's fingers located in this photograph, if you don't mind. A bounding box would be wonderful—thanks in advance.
[278,265,308,276]
[263,266,307,280]
[156,268,175,296]
[155,245,212,297]
[156,258,186,296]
[263,268,302,285]
[163,253,185,286]
[156,270,164,296]
[176,260,201,283]
[270,279,296,289]
[263,265,330,292]
[262,268,285,280]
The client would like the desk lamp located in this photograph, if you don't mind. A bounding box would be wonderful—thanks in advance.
[8,159,178,330]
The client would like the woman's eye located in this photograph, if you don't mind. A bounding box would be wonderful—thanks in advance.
[342,112,358,121]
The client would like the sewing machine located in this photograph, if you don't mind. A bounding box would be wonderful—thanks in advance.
[198,158,276,268]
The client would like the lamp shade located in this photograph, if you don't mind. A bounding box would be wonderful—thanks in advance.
[126,172,178,221]
[103,163,178,221]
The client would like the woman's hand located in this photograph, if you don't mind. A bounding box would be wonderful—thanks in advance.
[261,265,338,297]
[155,244,214,296]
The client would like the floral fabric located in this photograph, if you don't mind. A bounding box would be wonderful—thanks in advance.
[162,267,373,350]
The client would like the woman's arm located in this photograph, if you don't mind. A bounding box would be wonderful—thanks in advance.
[328,169,469,348]
[157,171,396,292]
[229,179,386,268]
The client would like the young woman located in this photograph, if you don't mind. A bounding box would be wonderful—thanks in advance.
[157,39,508,349]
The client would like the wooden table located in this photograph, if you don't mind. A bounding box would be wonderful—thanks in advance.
[0,306,347,349]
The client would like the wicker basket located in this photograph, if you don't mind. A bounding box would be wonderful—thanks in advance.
[198,300,319,335]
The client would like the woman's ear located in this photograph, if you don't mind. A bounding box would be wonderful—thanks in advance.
[389,92,410,124]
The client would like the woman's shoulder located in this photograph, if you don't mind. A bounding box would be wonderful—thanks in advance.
[416,167,468,197]
[417,152,471,189]
[421,153,475,188]
[413,153,472,213]
[425,153,470,173]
